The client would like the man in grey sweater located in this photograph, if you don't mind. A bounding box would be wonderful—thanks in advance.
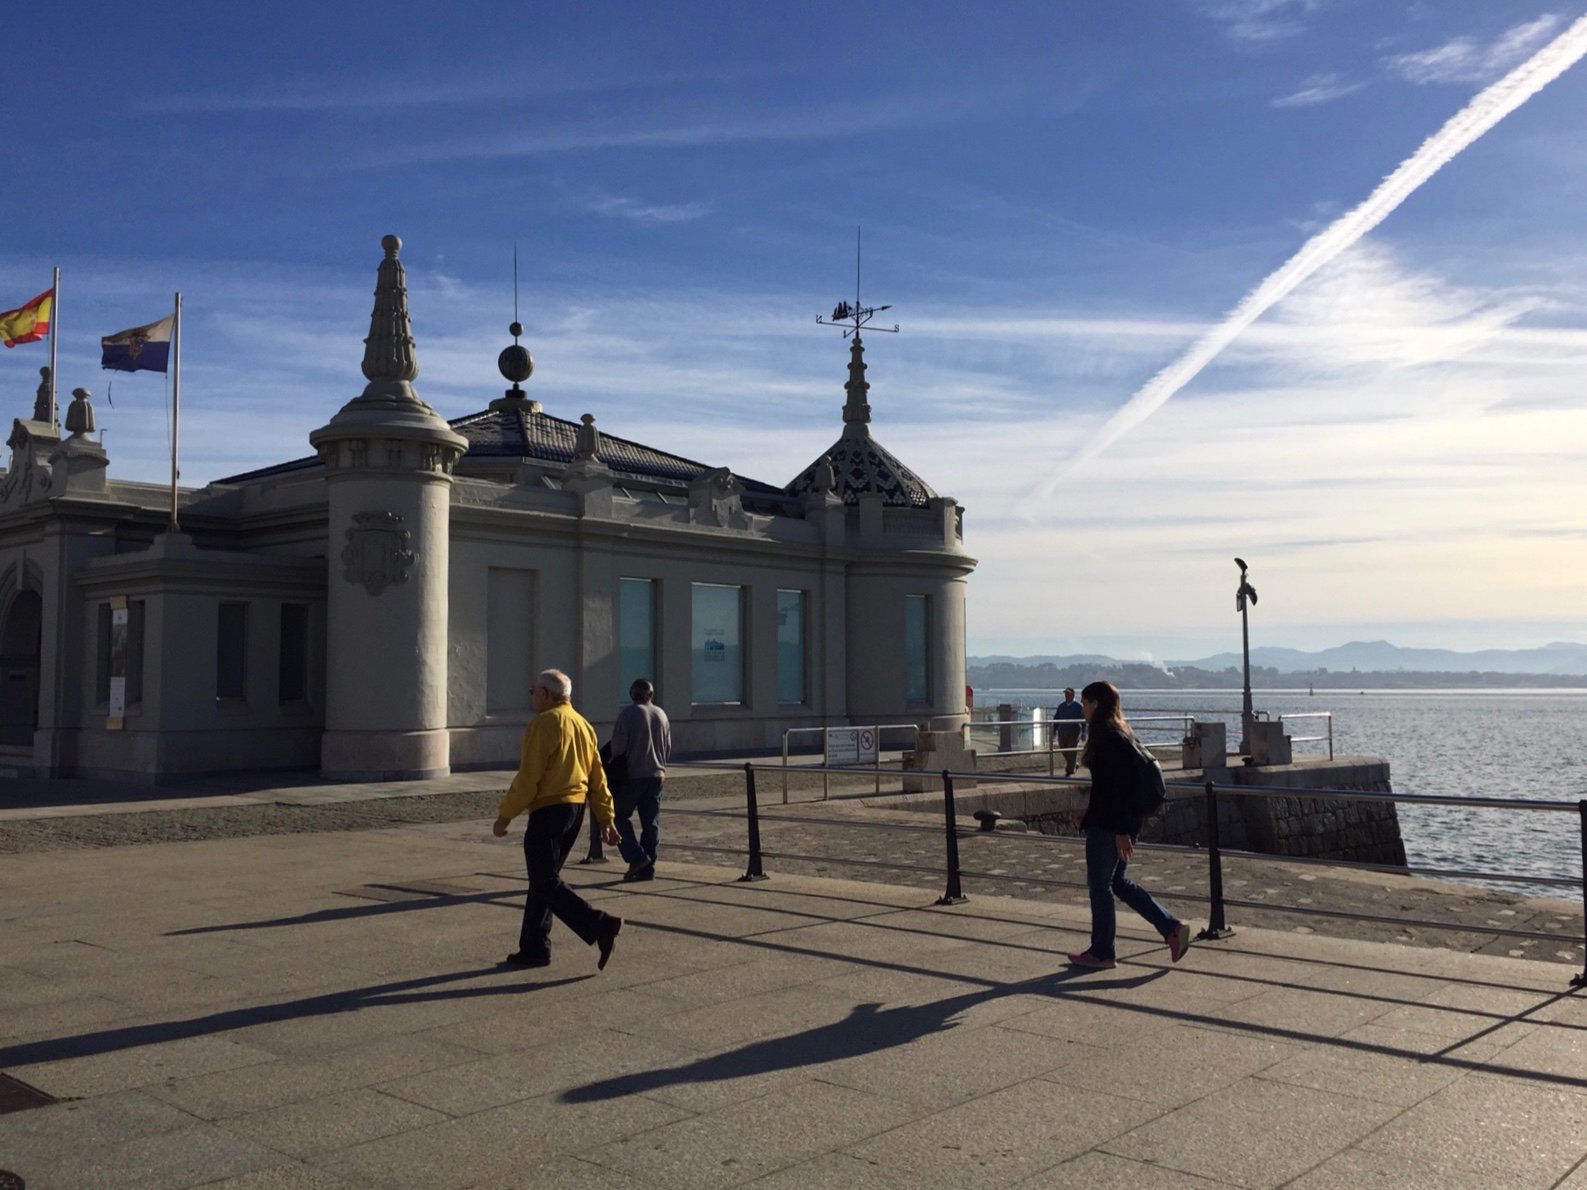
[611,678,672,881]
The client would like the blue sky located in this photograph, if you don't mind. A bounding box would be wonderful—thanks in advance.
[4,1,1586,659]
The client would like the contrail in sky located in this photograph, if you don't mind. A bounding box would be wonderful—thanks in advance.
[1043,12,1587,494]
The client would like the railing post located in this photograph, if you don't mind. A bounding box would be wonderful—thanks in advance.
[1328,714,1334,761]
[782,730,790,805]
[822,729,830,802]
[577,804,610,864]
[936,769,968,905]
[1197,779,1233,939]
[1573,800,1587,988]
[739,762,769,882]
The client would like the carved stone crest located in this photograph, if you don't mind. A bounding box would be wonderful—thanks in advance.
[341,511,415,595]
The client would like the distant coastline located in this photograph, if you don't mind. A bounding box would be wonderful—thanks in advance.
[968,660,1587,691]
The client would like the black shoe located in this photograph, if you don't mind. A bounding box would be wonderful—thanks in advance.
[622,863,655,883]
[504,951,551,968]
[595,917,622,971]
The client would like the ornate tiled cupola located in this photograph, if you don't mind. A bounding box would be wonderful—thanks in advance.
[309,235,468,780]
[784,334,938,510]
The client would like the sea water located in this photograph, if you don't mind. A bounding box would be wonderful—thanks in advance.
[976,688,1587,896]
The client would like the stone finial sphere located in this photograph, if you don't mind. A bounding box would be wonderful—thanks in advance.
[509,321,523,337]
[498,344,533,384]
[382,234,402,255]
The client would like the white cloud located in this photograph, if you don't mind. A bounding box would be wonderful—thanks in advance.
[1200,0,1332,45]
[583,193,713,224]
[1271,73,1366,108]
[1388,14,1563,84]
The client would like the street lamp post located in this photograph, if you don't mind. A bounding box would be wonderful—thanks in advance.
[1234,557,1258,754]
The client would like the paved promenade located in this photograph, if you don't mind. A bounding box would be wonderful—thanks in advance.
[2,808,1586,1189]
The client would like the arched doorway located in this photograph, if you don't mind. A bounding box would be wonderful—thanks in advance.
[0,590,42,747]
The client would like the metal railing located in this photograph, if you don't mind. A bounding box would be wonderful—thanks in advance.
[1277,711,1334,760]
[961,715,1192,775]
[780,724,919,802]
[666,759,1587,988]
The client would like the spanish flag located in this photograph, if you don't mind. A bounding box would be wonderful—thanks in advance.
[0,288,53,348]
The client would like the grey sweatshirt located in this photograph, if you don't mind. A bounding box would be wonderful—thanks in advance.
[611,701,671,780]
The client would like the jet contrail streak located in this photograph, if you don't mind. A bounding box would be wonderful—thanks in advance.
[1043,12,1587,496]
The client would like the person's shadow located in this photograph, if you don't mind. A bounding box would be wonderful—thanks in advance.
[562,966,1163,1103]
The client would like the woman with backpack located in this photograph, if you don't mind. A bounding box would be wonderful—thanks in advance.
[1068,680,1192,970]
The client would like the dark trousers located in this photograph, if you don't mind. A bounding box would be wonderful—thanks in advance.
[519,802,613,958]
[614,777,663,866]
[1057,726,1082,775]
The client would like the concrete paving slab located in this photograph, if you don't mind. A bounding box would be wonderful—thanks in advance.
[1010,1150,1239,1188]
[813,1013,1096,1109]
[1100,1075,1402,1188]
[1285,1145,1496,1190]
[588,1077,918,1190]
[12,1122,286,1190]
[220,1087,450,1159]
[187,1164,377,1190]
[148,1059,366,1120]
[842,1078,1160,1190]
[1042,1021,1303,1108]
[1353,1071,1587,1187]
[471,1154,660,1190]
[14,1033,280,1099]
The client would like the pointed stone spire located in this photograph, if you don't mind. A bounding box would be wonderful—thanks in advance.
[842,334,871,429]
[361,235,419,390]
[309,234,468,471]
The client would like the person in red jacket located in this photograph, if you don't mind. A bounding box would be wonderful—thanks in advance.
[1067,680,1190,970]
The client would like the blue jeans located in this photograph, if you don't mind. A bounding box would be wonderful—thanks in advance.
[614,777,663,866]
[1084,826,1178,960]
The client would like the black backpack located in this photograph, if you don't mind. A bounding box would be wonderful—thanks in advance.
[1125,733,1167,818]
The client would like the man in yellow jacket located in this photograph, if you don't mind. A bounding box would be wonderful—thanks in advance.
[492,669,623,970]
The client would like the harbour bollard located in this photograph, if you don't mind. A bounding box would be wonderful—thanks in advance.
[1197,780,1233,940]
[577,806,610,865]
[1573,800,1587,989]
[936,769,968,905]
[740,762,769,882]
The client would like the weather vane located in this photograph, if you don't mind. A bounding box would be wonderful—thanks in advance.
[815,227,899,338]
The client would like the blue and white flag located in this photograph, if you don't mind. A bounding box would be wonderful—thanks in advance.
[101,314,173,373]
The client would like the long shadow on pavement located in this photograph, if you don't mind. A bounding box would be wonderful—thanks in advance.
[0,966,585,1071]
[562,968,1163,1103]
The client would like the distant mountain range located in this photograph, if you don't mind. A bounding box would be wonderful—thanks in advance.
[970,641,1587,677]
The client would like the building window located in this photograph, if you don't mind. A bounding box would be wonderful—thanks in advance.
[279,603,308,704]
[217,602,248,701]
[905,594,931,704]
[691,583,744,704]
[487,568,536,713]
[619,578,656,701]
[776,589,806,704]
[96,601,145,709]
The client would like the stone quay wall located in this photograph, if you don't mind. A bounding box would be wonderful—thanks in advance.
[914,755,1405,868]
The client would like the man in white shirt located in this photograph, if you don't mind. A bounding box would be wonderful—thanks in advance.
[610,678,672,881]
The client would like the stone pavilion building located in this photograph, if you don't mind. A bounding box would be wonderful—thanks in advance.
[0,236,975,782]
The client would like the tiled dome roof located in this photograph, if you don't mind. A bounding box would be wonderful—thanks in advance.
[785,429,936,508]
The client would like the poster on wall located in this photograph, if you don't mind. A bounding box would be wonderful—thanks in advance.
[690,584,743,703]
[107,603,129,728]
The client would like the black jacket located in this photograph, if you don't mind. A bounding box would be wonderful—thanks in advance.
[1081,725,1144,836]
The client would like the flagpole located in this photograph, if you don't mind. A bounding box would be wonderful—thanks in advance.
[170,292,181,533]
[48,267,59,430]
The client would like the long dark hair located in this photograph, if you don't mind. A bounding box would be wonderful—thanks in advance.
[1079,679,1131,769]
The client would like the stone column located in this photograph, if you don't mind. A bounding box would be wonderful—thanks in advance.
[309,235,468,780]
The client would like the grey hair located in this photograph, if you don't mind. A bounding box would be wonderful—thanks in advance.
[536,669,572,702]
